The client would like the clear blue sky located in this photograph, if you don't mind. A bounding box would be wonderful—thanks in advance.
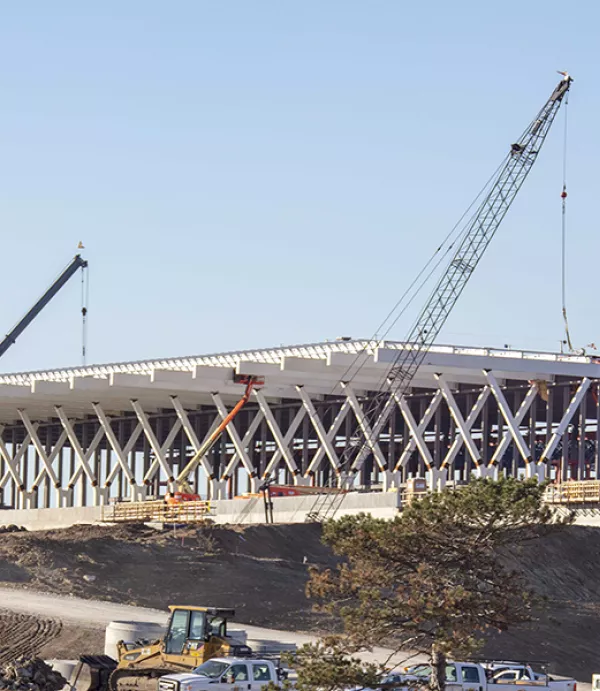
[0,1,597,373]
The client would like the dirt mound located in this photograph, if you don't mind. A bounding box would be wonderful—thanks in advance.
[1,522,600,680]
[0,614,62,665]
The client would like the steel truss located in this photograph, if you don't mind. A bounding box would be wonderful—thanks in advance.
[0,374,598,509]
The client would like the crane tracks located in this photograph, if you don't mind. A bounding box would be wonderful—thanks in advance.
[0,611,62,664]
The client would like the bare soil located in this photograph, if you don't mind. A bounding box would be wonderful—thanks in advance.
[0,522,599,680]
[0,612,62,664]
[0,523,335,630]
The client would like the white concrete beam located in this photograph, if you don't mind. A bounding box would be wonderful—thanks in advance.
[69,377,111,392]
[31,381,70,395]
[281,356,330,373]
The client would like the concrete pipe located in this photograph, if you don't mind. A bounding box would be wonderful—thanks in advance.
[228,629,248,645]
[245,639,297,654]
[45,660,77,688]
[105,621,166,660]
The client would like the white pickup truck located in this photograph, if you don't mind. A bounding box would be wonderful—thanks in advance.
[378,661,576,691]
[157,658,285,691]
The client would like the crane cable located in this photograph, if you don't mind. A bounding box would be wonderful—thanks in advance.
[329,97,561,394]
[331,154,511,394]
[560,92,574,352]
[81,265,89,365]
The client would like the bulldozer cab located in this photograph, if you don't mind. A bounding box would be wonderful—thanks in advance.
[163,606,235,657]
[81,606,245,691]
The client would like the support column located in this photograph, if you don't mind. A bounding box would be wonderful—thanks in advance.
[561,386,569,482]
[545,386,554,480]
[596,382,600,479]
[428,466,448,491]
[477,464,498,480]
[578,394,586,480]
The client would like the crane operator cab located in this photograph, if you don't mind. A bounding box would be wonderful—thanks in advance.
[163,606,252,661]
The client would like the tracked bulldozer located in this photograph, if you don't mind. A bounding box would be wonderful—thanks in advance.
[81,606,251,691]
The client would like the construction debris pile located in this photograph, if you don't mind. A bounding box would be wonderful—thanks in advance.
[0,658,66,691]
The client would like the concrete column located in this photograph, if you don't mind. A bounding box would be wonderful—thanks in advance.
[382,469,396,492]
[22,491,36,509]
[477,464,498,481]
[526,463,546,481]
[214,478,228,500]
[94,486,110,506]
[131,484,147,502]
[428,466,448,491]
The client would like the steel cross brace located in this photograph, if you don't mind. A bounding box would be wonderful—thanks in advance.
[65,430,108,505]
[18,411,73,505]
[130,400,177,485]
[436,375,481,467]
[394,390,444,470]
[92,403,145,500]
[441,386,490,469]
[343,385,395,475]
[539,377,591,465]
[30,430,70,506]
[104,425,142,488]
[394,395,435,470]
[484,372,535,471]
[254,389,303,481]
[142,420,183,485]
[18,411,61,489]
[341,384,388,473]
[220,411,264,486]
[304,399,351,479]
[296,386,343,477]
[0,427,30,491]
[488,380,538,471]
[65,426,105,494]
[260,406,306,482]
[55,409,108,505]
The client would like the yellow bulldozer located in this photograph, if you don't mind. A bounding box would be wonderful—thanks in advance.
[80,606,251,691]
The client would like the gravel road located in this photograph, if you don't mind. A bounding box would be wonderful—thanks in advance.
[0,586,417,667]
[6,587,587,690]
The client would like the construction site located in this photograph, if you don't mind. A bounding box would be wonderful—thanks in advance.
[1,48,600,691]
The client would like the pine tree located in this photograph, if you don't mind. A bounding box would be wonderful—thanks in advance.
[300,478,569,691]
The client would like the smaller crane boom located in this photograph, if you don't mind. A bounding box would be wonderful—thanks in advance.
[0,254,88,360]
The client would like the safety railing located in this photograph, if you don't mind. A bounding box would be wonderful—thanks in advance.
[543,480,600,505]
[104,499,214,523]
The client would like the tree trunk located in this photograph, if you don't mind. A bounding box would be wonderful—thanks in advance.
[430,644,446,691]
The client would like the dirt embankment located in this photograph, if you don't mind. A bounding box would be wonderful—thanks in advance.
[0,523,336,631]
[1,522,600,680]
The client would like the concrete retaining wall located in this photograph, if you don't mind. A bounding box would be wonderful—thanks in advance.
[213,491,401,525]
[0,505,104,531]
[6,494,600,532]
[0,492,401,531]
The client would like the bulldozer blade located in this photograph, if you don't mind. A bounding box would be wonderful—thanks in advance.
[74,655,118,691]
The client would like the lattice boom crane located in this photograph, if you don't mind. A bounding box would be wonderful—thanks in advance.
[348,73,573,476]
